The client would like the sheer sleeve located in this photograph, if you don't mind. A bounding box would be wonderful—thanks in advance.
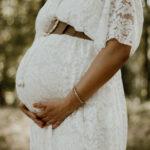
[106,0,144,57]
[93,0,144,57]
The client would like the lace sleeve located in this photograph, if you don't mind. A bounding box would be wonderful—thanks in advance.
[106,0,144,57]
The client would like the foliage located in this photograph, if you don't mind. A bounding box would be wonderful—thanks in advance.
[0,0,44,106]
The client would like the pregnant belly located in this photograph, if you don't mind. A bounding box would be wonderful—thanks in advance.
[15,34,96,113]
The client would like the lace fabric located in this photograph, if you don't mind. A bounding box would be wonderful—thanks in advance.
[15,1,144,149]
[34,0,143,57]
[94,0,144,57]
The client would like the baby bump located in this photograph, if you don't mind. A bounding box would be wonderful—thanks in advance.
[15,34,95,112]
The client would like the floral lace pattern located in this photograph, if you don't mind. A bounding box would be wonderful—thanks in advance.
[94,0,144,57]
[15,34,128,150]
[34,0,143,57]
[107,0,144,57]
[15,0,143,150]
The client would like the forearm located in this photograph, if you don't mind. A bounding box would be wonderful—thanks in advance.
[65,39,131,109]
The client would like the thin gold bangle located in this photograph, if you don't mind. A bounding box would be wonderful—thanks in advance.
[73,86,85,104]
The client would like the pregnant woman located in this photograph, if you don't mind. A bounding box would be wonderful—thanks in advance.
[15,0,144,150]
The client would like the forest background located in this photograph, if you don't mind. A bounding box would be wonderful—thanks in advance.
[0,0,150,149]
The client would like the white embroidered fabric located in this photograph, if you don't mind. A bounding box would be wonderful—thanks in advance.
[34,0,143,57]
[15,0,144,150]
[94,0,144,57]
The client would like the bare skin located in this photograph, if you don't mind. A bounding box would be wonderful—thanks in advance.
[19,38,131,130]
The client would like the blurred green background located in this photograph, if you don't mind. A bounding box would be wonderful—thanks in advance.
[0,0,150,149]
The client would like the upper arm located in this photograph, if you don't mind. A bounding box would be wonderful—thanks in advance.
[106,38,131,60]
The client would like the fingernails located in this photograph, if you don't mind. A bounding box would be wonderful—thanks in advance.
[33,103,37,107]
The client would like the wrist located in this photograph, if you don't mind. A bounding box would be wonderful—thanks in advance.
[65,88,83,112]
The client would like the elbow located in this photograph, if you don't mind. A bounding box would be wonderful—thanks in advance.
[107,38,131,62]
[120,45,131,62]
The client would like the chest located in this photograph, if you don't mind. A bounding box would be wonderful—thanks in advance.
[35,0,104,33]
[37,0,104,21]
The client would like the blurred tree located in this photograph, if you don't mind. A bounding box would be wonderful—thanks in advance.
[0,0,43,106]
[122,0,150,101]
[41,0,46,6]
[143,0,150,99]
[0,0,149,106]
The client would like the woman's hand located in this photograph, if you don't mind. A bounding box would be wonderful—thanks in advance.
[33,94,82,130]
[19,101,44,128]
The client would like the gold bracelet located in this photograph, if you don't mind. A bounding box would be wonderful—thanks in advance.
[73,86,85,104]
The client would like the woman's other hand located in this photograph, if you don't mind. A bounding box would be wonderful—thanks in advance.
[33,90,83,130]
[19,101,44,128]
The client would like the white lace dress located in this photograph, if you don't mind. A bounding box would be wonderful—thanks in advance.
[15,0,144,150]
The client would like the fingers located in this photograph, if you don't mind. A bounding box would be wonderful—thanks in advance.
[33,102,47,109]
[36,108,54,118]
[19,102,44,128]
[36,109,49,118]
[33,102,48,118]
[44,119,56,127]
[19,102,36,119]
[41,116,50,122]
[52,121,62,130]
[43,118,63,129]
[32,118,44,128]
[21,107,44,128]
